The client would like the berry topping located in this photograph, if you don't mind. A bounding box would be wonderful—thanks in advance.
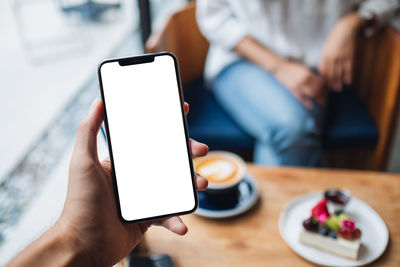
[341,219,355,231]
[353,228,362,239]
[328,231,337,239]
[311,199,330,223]
[339,227,362,240]
[337,213,350,222]
[318,227,330,236]
[339,229,353,240]
[324,189,350,205]
[303,217,319,232]
[323,215,341,232]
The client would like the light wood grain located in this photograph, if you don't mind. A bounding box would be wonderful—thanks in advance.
[137,165,400,266]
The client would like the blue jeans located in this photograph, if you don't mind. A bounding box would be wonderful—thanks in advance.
[213,60,323,166]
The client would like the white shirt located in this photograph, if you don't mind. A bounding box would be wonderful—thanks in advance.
[196,0,399,82]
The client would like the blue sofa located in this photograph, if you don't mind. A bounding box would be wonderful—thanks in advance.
[184,78,378,161]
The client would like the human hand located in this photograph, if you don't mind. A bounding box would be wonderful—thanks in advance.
[318,13,365,91]
[274,60,326,109]
[56,99,208,266]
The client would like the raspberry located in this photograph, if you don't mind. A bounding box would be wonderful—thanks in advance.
[341,219,355,231]
[311,198,330,223]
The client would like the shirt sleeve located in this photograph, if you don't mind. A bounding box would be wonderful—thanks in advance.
[196,0,248,50]
[359,0,400,24]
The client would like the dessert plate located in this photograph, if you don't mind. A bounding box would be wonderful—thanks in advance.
[195,175,259,219]
[279,192,388,267]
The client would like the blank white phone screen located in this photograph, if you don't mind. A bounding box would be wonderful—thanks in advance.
[100,55,196,221]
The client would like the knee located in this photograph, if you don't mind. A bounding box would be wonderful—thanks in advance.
[271,113,319,148]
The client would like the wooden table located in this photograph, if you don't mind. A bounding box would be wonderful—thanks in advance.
[138,165,400,266]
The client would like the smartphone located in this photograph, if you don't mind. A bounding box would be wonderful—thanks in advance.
[98,52,197,223]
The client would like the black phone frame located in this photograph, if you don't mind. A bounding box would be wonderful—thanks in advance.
[97,52,198,223]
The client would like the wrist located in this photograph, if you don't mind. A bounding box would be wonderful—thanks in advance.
[269,57,288,75]
[7,223,93,267]
[52,222,94,267]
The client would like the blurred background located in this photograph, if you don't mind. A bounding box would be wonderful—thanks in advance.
[0,0,187,263]
[0,0,400,264]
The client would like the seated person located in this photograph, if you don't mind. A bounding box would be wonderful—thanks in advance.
[197,0,398,166]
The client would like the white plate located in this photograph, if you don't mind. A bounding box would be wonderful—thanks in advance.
[195,175,259,219]
[279,192,389,266]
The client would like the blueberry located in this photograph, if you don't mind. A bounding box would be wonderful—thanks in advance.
[328,231,337,239]
[318,227,329,236]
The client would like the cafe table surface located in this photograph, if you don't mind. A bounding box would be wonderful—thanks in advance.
[132,165,400,266]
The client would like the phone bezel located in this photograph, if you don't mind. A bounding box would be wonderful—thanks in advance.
[97,52,198,223]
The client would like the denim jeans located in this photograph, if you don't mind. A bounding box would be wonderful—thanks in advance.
[213,60,323,166]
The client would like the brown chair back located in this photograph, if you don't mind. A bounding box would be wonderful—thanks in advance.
[145,1,209,86]
[352,28,400,170]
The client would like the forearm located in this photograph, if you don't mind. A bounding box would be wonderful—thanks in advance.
[7,224,92,267]
[237,12,366,74]
[234,36,286,74]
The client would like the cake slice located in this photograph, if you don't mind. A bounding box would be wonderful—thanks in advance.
[299,229,360,260]
[299,191,362,260]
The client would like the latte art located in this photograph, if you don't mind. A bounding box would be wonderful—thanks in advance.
[196,159,238,183]
[193,151,246,188]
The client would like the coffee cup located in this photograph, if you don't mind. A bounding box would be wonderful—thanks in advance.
[193,151,247,209]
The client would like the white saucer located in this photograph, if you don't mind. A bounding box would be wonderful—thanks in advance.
[279,192,389,266]
[195,174,259,219]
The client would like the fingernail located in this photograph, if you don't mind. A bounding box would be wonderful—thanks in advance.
[89,99,98,114]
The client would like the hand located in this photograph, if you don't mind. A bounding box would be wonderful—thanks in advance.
[318,13,365,91]
[61,99,208,266]
[8,99,208,267]
[274,60,326,109]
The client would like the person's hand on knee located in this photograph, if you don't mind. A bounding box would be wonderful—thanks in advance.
[274,61,326,109]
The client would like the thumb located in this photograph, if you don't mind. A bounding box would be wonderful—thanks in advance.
[74,99,104,159]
